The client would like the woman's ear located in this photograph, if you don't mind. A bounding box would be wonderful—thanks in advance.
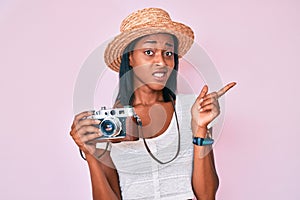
[129,52,134,67]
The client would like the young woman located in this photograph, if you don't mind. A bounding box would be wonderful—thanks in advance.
[70,8,235,200]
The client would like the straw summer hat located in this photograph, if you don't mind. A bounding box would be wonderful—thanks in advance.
[104,8,195,72]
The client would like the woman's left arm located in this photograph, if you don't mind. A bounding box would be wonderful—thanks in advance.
[191,83,236,200]
[192,127,219,200]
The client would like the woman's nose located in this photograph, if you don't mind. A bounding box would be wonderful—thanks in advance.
[154,50,166,66]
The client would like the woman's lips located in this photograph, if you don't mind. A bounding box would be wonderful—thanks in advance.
[152,71,168,82]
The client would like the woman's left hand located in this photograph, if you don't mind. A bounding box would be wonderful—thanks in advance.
[191,82,236,137]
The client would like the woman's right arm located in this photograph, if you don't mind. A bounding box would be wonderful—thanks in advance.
[70,111,121,200]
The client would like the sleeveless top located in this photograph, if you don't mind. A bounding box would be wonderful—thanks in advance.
[104,94,196,200]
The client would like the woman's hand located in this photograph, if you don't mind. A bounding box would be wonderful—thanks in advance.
[191,82,236,137]
[70,111,103,155]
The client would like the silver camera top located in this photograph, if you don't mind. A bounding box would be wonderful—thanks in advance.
[89,106,135,119]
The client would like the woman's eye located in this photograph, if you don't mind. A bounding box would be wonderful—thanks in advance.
[165,51,173,57]
[144,50,154,56]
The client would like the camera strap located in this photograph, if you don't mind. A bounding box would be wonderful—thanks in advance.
[79,141,110,161]
[135,98,181,165]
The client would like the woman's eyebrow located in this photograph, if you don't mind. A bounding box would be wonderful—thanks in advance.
[165,42,174,47]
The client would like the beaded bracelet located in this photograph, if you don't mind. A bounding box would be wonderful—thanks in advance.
[193,137,214,146]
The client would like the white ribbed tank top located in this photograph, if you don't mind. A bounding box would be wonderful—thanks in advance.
[109,94,196,200]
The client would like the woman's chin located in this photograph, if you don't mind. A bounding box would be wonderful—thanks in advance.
[134,82,166,91]
[147,83,167,91]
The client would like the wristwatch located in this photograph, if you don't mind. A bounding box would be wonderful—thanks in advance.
[193,137,214,146]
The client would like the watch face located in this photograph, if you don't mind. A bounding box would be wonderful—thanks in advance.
[193,137,203,146]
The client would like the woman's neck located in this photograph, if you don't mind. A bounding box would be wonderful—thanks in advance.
[133,87,164,106]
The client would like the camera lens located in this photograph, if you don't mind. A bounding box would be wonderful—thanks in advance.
[100,120,115,135]
[100,117,122,137]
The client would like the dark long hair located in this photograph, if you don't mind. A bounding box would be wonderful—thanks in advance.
[115,34,179,106]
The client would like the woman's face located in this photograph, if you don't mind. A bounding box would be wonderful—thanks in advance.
[129,33,175,91]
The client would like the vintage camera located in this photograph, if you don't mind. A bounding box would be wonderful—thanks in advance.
[88,106,135,140]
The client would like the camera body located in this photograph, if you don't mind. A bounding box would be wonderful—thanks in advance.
[88,106,135,140]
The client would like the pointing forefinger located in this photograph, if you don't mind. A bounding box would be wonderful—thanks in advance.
[217,82,237,98]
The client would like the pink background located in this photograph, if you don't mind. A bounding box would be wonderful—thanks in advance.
[1,0,300,199]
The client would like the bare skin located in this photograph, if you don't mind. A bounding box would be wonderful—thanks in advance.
[70,33,236,200]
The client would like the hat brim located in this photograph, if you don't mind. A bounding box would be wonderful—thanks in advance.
[104,22,194,72]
